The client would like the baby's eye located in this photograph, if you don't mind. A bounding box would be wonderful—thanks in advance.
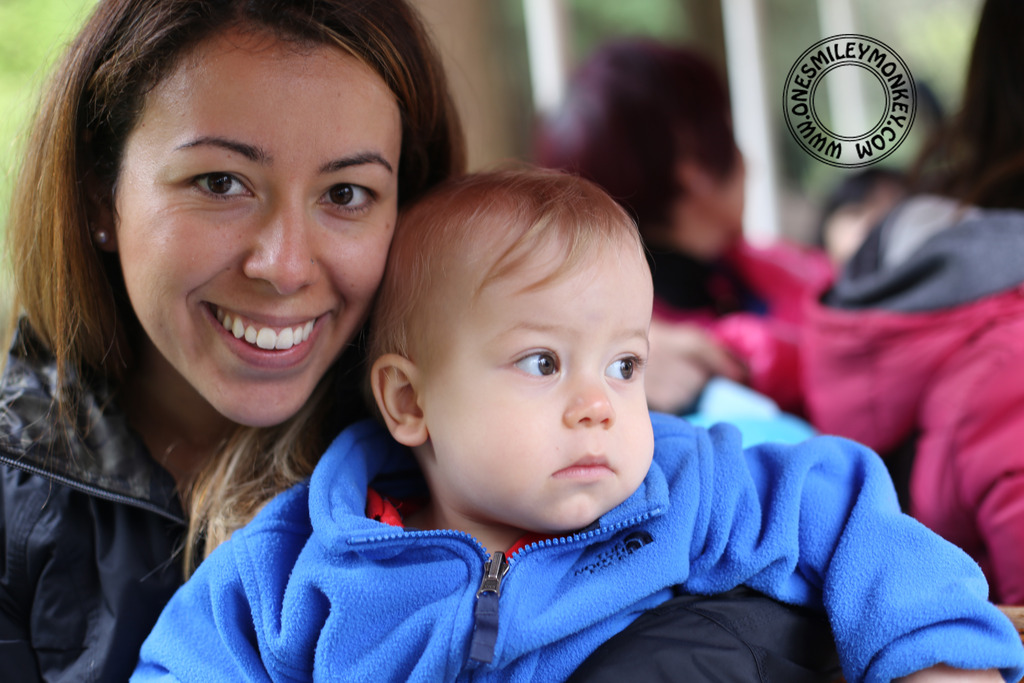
[607,357,637,380]
[326,183,372,209]
[515,352,559,377]
[195,173,247,197]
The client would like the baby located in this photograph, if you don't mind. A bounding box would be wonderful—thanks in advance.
[134,168,1023,682]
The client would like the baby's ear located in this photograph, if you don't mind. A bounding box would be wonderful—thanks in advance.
[370,354,428,447]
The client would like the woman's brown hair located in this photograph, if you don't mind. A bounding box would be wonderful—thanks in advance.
[3,0,465,574]
[909,0,1024,209]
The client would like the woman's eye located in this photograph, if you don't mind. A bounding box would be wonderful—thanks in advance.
[515,352,558,377]
[196,173,246,196]
[607,357,636,380]
[326,183,372,209]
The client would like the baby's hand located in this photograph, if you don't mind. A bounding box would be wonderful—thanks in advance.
[895,664,1003,682]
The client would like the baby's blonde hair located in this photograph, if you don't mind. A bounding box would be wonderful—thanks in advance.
[368,165,646,365]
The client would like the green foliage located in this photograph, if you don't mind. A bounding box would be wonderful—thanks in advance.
[0,0,96,224]
[565,0,689,63]
[0,0,95,318]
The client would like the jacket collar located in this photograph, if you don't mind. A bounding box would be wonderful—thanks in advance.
[828,198,1024,313]
[0,323,183,523]
[308,419,668,554]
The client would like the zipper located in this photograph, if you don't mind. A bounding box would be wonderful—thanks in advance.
[461,512,657,665]
[0,450,185,524]
[502,510,657,561]
[468,550,509,664]
[348,511,659,667]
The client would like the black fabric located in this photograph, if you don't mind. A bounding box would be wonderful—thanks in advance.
[0,324,186,682]
[568,586,842,683]
[647,248,766,317]
[648,248,720,311]
[0,322,179,510]
[881,433,919,513]
[0,471,185,682]
[0,320,368,682]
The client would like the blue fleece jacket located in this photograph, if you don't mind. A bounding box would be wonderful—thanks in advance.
[133,414,1024,682]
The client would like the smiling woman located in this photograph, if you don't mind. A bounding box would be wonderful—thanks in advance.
[0,1,463,679]
[110,28,402,435]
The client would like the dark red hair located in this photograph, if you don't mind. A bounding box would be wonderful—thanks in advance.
[533,39,737,237]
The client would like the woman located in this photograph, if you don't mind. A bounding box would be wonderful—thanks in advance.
[802,0,1024,606]
[0,0,463,679]
[534,40,832,416]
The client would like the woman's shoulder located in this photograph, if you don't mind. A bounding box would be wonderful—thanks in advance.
[1,322,60,445]
[0,457,69,553]
[0,455,184,681]
[0,321,181,519]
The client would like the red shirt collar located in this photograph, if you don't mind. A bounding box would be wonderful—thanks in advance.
[366,488,552,556]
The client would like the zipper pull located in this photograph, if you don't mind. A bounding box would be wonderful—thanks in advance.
[469,551,509,664]
[477,551,509,596]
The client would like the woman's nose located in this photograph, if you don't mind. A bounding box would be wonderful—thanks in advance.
[563,379,616,428]
[242,205,319,295]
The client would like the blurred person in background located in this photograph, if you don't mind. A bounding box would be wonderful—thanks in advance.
[802,0,1024,605]
[815,168,906,268]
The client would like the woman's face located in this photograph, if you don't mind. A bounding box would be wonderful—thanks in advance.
[664,152,746,261]
[110,28,402,428]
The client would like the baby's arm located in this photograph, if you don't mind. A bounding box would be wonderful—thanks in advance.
[748,433,1022,683]
[669,418,1024,683]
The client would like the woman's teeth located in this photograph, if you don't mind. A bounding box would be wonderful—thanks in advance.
[216,309,315,350]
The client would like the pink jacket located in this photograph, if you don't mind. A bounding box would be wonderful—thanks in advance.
[653,240,833,414]
[801,197,1024,604]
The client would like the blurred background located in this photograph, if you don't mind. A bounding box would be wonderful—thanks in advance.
[0,0,981,251]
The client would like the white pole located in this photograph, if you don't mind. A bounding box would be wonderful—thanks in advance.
[523,0,569,116]
[720,0,780,243]
[817,0,870,137]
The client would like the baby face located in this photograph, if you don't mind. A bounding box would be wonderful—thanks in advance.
[411,235,655,553]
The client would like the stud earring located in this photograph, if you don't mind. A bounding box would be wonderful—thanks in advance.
[93,229,110,246]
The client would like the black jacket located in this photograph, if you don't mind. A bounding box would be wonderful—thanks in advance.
[0,326,185,682]
[568,587,841,682]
